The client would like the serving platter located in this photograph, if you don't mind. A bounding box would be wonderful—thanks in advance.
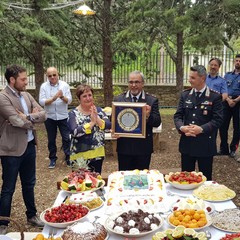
[165,172,206,190]
[211,208,240,233]
[192,183,236,202]
[170,197,215,214]
[105,215,164,238]
[166,212,212,230]
[65,193,104,211]
[60,180,105,194]
[40,205,89,228]
[87,198,104,211]
[5,232,43,240]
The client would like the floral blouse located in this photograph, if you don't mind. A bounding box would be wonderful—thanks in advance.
[68,106,111,160]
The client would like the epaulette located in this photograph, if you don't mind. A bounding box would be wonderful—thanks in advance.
[209,88,221,94]
[146,92,157,98]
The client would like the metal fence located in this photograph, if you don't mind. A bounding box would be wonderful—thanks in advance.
[0,50,237,89]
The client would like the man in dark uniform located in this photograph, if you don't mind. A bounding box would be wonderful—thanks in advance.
[174,65,223,180]
[218,54,240,158]
[113,70,161,170]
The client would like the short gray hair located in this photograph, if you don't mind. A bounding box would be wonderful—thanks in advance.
[190,65,207,77]
[129,70,145,82]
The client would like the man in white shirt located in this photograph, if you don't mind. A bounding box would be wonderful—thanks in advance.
[39,67,72,168]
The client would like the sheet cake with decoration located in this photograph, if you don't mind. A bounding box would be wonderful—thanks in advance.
[105,169,168,214]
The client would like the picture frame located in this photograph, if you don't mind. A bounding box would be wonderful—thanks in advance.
[111,102,147,138]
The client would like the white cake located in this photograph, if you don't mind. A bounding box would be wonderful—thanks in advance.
[105,169,168,214]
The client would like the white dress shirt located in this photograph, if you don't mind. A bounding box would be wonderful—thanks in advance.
[39,80,72,120]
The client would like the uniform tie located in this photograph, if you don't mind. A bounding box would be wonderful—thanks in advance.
[133,96,138,102]
[195,91,201,98]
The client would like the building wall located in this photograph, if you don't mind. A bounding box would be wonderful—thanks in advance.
[28,85,180,108]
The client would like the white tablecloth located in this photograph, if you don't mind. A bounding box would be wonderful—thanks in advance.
[42,183,237,239]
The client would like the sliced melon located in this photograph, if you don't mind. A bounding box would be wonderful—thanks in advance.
[85,173,93,188]
[81,182,86,191]
[68,184,77,192]
[90,175,103,188]
[62,177,68,183]
[61,181,69,190]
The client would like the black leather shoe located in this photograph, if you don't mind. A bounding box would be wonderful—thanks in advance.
[27,216,44,228]
[217,150,229,156]
[66,160,72,167]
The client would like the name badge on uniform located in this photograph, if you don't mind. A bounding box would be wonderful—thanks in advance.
[203,110,208,115]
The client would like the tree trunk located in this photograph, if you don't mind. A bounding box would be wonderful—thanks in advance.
[34,41,45,100]
[102,0,113,107]
[176,31,184,98]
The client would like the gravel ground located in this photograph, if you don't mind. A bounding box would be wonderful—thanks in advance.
[1,113,239,233]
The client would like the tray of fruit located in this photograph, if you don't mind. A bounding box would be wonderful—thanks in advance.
[167,209,212,230]
[165,171,206,190]
[40,203,89,228]
[152,225,208,240]
[60,168,105,193]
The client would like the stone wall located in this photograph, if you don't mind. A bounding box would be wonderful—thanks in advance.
[28,85,179,108]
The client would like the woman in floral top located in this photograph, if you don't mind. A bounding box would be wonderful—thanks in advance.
[68,84,111,173]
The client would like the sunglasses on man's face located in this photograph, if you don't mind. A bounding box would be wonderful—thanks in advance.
[48,74,57,78]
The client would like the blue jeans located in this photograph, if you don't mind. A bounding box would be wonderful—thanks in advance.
[44,118,70,161]
[0,140,37,225]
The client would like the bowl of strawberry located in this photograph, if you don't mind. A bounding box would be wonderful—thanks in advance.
[40,203,89,228]
[165,171,207,190]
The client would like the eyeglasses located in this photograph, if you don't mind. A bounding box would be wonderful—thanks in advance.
[129,80,142,85]
[48,74,57,78]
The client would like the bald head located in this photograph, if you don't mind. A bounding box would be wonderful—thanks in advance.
[46,67,59,85]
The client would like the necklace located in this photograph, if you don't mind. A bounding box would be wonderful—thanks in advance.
[78,105,91,115]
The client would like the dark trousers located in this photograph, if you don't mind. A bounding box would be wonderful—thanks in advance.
[118,154,151,171]
[0,141,37,225]
[87,157,104,174]
[45,118,70,162]
[219,101,240,153]
[181,154,213,180]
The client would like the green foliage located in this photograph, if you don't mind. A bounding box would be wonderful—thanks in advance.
[223,0,240,12]
[113,85,123,96]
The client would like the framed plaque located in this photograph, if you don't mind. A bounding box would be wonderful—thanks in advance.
[111,102,146,138]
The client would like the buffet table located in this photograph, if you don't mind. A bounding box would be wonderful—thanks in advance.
[42,183,237,240]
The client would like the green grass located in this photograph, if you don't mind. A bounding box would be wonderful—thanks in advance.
[160,108,176,115]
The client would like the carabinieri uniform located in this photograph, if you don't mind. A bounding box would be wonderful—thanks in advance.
[174,87,223,180]
[219,71,240,154]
